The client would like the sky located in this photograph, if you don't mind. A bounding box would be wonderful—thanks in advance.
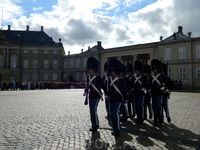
[0,0,200,54]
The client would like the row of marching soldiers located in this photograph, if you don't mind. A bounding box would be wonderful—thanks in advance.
[84,57,173,136]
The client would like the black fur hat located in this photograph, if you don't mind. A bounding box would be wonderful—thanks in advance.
[151,59,162,73]
[162,63,168,75]
[144,64,151,74]
[120,63,126,75]
[108,58,121,75]
[134,60,143,73]
[104,61,108,72]
[87,57,98,73]
[126,63,133,73]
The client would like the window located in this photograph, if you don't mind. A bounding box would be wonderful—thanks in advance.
[0,55,2,69]
[168,68,172,78]
[44,60,49,69]
[23,60,29,68]
[44,50,49,54]
[33,60,38,68]
[24,50,29,54]
[76,72,80,81]
[43,73,49,81]
[179,68,186,79]
[83,72,86,81]
[83,58,87,67]
[197,68,200,78]
[52,73,58,81]
[11,55,17,68]
[64,60,67,69]
[53,50,58,54]
[70,59,73,68]
[196,45,200,58]
[32,73,38,81]
[53,60,58,69]
[179,47,186,59]
[33,50,38,54]
[77,59,80,68]
[165,48,171,60]
[23,73,29,81]
[63,73,67,81]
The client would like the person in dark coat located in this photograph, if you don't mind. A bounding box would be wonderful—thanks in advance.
[102,61,110,119]
[119,63,129,121]
[143,64,153,120]
[147,59,167,126]
[161,63,173,123]
[108,58,127,136]
[131,60,147,124]
[84,57,102,132]
[126,63,135,118]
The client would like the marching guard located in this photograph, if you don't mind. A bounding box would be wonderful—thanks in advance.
[108,58,127,136]
[147,59,166,126]
[126,63,135,118]
[84,57,103,132]
[161,63,173,123]
[131,60,147,124]
[102,61,110,119]
[143,64,153,120]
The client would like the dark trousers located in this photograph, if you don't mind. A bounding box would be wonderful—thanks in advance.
[143,95,152,118]
[152,96,162,123]
[110,102,121,132]
[161,96,170,120]
[105,97,110,117]
[120,102,129,118]
[127,94,135,117]
[135,96,144,121]
[89,98,100,129]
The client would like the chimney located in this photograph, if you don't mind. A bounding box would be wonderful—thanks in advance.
[68,51,70,55]
[41,26,44,32]
[97,41,101,47]
[88,46,90,52]
[81,49,83,53]
[59,38,61,43]
[8,25,11,30]
[178,26,183,33]
[188,32,192,37]
[26,25,29,31]
[160,36,163,41]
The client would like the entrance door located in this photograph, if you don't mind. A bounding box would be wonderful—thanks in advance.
[69,75,74,82]
[10,73,15,81]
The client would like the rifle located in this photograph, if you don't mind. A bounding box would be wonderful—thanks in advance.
[84,76,89,105]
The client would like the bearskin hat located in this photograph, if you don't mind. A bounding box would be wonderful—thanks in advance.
[162,63,168,76]
[151,59,162,73]
[144,64,151,74]
[120,63,126,75]
[134,60,143,73]
[108,58,121,75]
[126,63,133,73]
[86,57,98,73]
[104,61,108,72]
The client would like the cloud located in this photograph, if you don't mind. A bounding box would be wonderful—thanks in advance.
[33,7,43,12]
[2,0,200,54]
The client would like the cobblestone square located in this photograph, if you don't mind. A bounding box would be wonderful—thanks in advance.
[0,89,200,150]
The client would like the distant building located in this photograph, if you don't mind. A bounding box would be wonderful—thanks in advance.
[0,25,65,82]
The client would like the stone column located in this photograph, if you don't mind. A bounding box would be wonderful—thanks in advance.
[132,54,137,61]
[6,49,9,67]
[17,49,20,67]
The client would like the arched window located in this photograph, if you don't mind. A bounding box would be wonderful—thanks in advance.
[11,55,17,68]
[0,55,3,69]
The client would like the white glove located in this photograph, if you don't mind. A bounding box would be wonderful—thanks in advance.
[104,95,108,100]
[148,89,151,92]
[166,89,169,92]
[160,87,165,90]
[141,88,145,91]
[144,90,147,94]
[83,90,87,96]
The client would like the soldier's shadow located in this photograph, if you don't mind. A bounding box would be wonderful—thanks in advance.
[121,119,200,149]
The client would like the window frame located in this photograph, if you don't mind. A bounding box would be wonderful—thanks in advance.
[23,60,29,69]
[53,60,58,69]
[0,55,3,69]
[11,55,17,68]
[44,50,49,54]
[165,48,171,60]
[179,68,186,79]
[33,60,38,69]
[196,45,200,58]
[179,46,186,59]
[44,60,49,69]
[32,73,38,81]
[23,73,29,81]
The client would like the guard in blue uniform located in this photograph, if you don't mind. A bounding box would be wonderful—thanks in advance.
[84,57,102,132]
[102,61,110,119]
[143,64,153,120]
[108,58,127,136]
[131,60,147,124]
[119,63,129,121]
[161,63,173,123]
[126,63,135,118]
[147,59,166,126]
